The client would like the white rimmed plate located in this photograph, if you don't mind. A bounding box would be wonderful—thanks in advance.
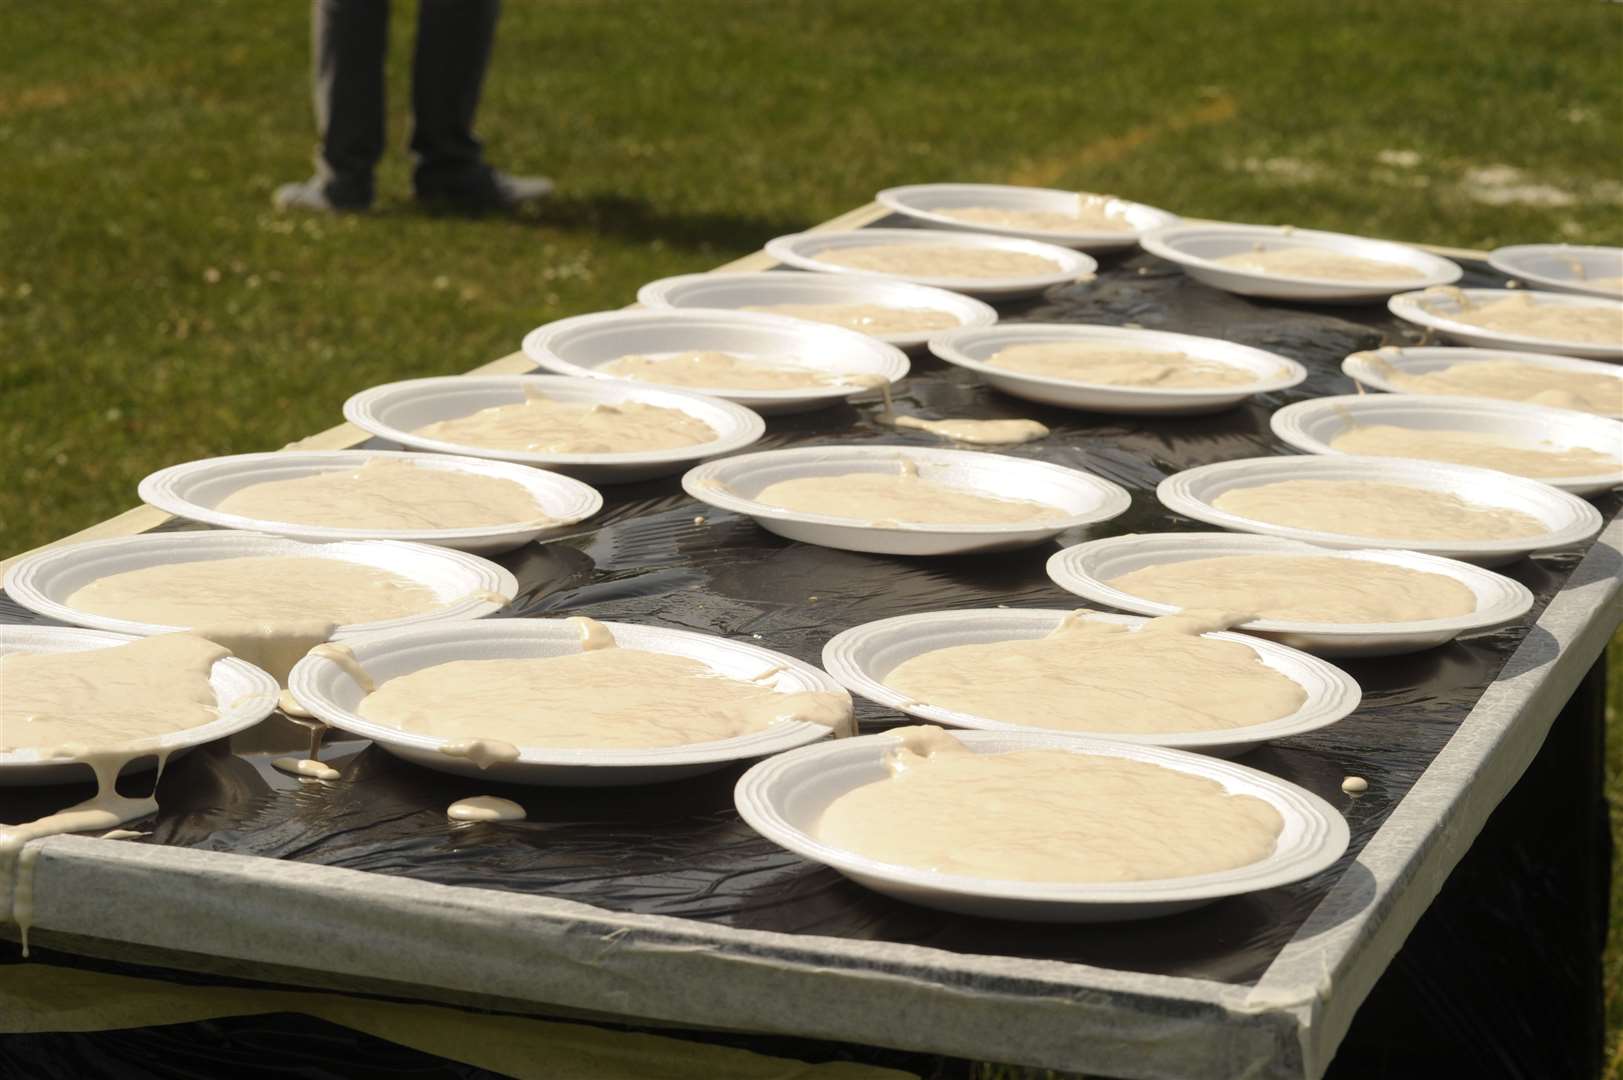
[928,323,1306,415]
[1141,224,1461,303]
[1387,287,1623,360]
[875,183,1178,251]
[634,271,997,351]
[1488,244,1623,300]
[1270,395,1623,496]
[343,374,765,484]
[820,608,1359,757]
[287,618,851,787]
[1341,346,1623,419]
[733,728,1350,922]
[1,626,280,787]
[763,228,1096,299]
[2,533,516,641]
[1156,455,1603,566]
[138,451,603,555]
[1045,532,1535,657]
[520,309,909,415]
[681,445,1132,556]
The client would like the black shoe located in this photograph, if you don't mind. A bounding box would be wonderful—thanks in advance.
[273,178,371,213]
[416,169,554,214]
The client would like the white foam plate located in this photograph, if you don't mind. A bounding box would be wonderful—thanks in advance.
[821,608,1359,757]
[287,618,851,787]
[1141,224,1461,303]
[343,374,766,484]
[682,445,1132,556]
[2,533,516,639]
[634,271,997,351]
[1157,455,1602,566]
[1488,244,1623,300]
[1,626,279,787]
[875,183,1178,251]
[734,728,1350,922]
[521,308,909,415]
[927,323,1306,415]
[1045,532,1535,658]
[1387,287,1623,360]
[763,228,1096,299]
[138,451,603,555]
[1271,395,1623,496]
[1341,346,1623,419]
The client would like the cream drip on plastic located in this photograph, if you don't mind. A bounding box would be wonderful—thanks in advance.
[447,796,526,823]
[893,416,1050,445]
[272,757,340,781]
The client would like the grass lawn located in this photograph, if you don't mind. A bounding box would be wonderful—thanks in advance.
[2,0,1620,1073]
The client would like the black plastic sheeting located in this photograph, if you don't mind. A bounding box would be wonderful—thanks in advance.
[4,241,1618,993]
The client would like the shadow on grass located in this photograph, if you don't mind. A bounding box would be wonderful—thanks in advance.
[379,190,812,255]
[521,192,813,252]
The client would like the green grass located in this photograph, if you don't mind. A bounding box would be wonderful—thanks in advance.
[1,0,1620,1073]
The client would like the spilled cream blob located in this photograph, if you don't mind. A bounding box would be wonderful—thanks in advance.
[447,796,526,823]
[893,415,1049,446]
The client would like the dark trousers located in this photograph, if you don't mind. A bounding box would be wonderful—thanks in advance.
[312,0,501,207]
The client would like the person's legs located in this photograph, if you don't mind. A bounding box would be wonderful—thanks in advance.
[310,0,390,207]
[409,0,500,198]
